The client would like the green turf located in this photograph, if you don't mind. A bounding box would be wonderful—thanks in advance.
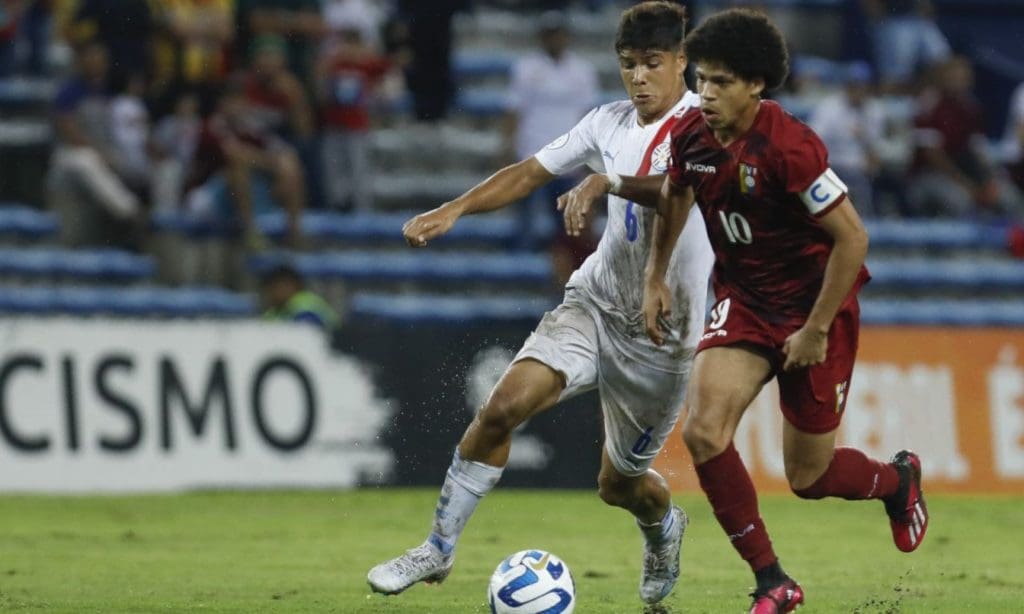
[0,489,1020,613]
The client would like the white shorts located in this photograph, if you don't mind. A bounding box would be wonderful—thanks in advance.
[513,291,692,477]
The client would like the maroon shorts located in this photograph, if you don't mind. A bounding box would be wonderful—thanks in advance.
[696,294,860,434]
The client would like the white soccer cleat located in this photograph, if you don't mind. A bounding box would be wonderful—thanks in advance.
[639,504,689,604]
[367,543,454,595]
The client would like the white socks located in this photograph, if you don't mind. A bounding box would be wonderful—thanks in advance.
[426,449,503,558]
[637,505,676,546]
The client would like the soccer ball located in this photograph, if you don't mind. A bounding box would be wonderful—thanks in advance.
[488,549,575,614]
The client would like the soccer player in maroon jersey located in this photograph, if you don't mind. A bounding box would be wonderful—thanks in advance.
[560,9,929,614]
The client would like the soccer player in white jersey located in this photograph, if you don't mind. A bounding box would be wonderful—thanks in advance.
[367,2,713,605]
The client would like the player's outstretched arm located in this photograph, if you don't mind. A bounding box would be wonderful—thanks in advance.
[402,157,555,247]
[782,198,869,370]
[642,177,695,345]
[558,173,665,236]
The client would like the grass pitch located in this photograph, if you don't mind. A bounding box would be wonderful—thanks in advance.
[0,489,1020,613]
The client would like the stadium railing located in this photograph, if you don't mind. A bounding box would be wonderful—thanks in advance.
[0,285,255,317]
[347,292,1024,327]
[0,203,59,242]
[248,250,551,285]
[0,248,156,282]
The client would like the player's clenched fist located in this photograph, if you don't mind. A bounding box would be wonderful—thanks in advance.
[781,325,828,371]
[558,174,611,237]
[642,278,672,346]
[402,206,459,247]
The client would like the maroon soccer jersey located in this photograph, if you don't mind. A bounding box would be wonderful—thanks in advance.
[668,101,870,322]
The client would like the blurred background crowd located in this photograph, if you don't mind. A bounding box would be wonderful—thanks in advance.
[0,0,1021,333]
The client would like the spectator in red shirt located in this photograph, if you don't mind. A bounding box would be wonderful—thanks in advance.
[907,56,1024,220]
[316,27,390,211]
[244,34,315,141]
[185,76,305,249]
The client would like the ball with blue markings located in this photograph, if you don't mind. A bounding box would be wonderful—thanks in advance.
[488,550,575,614]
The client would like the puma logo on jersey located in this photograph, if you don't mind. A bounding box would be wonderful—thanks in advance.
[685,161,716,174]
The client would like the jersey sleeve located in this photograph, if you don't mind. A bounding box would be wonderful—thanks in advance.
[667,130,692,187]
[533,106,602,175]
[779,125,848,216]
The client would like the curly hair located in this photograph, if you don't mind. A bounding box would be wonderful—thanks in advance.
[615,1,688,53]
[684,8,789,90]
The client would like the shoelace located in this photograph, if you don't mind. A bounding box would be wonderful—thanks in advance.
[390,547,439,576]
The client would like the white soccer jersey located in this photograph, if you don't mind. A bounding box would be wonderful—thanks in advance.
[534,92,714,366]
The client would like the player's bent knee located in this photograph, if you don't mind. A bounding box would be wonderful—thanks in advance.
[786,463,828,495]
[596,472,634,508]
[681,417,730,462]
[476,393,532,437]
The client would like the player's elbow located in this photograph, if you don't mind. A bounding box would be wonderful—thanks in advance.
[850,225,869,258]
[836,222,869,261]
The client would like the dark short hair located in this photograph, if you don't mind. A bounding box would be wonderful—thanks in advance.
[684,8,789,90]
[615,1,687,54]
[260,263,304,287]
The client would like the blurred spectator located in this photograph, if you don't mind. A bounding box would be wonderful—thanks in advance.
[1003,81,1024,192]
[152,91,201,213]
[261,263,340,335]
[46,41,143,248]
[66,0,154,82]
[505,10,598,282]
[234,0,322,82]
[860,0,950,92]
[108,72,151,197]
[0,0,26,76]
[18,0,52,76]
[322,0,387,50]
[150,0,234,115]
[907,57,1024,220]
[244,34,314,141]
[185,77,305,250]
[807,62,885,217]
[316,27,391,211]
[398,0,466,121]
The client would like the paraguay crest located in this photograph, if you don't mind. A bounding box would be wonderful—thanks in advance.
[739,163,758,195]
[651,141,672,172]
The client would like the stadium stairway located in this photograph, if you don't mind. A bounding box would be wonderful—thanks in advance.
[224,211,1024,328]
[0,202,255,318]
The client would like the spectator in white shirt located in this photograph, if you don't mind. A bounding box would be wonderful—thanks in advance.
[808,62,885,217]
[1002,81,1024,192]
[504,10,599,272]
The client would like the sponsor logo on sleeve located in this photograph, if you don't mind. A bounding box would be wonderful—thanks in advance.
[685,161,716,174]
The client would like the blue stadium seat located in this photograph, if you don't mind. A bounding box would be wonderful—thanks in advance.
[249,250,552,285]
[250,211,519,245]
[0,77,55,109]
[350,292,555,324]
[348,293,1024,327]
[0,248,156,281]
[453,52,513,79]
[452,87,625,117]
[454,88,509,116]
[0,285,255,317]
[863,219,1008,250]
[866,259,1024,291]
[154,210,522,245]
[0,204,60,241]
[860,299,1024,326]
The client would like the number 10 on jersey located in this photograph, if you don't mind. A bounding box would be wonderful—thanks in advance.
[718,210,752,244]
